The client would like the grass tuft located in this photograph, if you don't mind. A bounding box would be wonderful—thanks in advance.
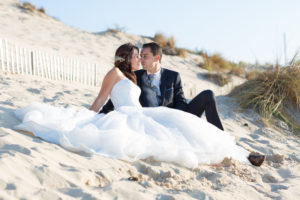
[153,33,187,57]
[203,73,232,86]
[231,56,300,133]
[199,52,244,76]
[107,24,127,34]
[17,2,46,14]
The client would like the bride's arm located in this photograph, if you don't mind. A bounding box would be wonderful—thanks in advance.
[89,68,122,112]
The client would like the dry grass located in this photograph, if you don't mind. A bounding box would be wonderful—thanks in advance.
[230,65,244,76]
[154,33,168,47]
[245,70,261,80]
[177,48,187,58]
[203,73,232,86]
[107,24,127,34]
[199,52,244,77]
[231,58,300,133]
[153,33,187,57]
[167,36,176,48]
[17,2,46,15]
[38,7,45,14]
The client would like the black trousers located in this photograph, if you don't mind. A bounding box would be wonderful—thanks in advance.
[185,90,224,131]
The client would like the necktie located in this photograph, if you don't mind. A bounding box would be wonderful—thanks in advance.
[148,74,160,96]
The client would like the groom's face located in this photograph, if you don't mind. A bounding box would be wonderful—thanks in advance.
[140,47,157,71]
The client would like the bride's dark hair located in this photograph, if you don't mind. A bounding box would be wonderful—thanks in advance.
[114,43,138,84]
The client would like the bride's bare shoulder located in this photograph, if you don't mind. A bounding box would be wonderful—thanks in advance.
[104,67,125,83]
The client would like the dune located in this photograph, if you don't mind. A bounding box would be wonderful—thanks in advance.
[0,0,299,199]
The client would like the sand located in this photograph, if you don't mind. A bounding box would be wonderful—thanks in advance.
[0,0,299,199]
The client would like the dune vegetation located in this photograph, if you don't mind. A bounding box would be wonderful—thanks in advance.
[231,55,300,134]
[153,33,187,58]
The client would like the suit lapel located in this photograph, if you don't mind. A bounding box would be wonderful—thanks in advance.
[159,68,167,105]
[137,70,147,106]
[137,70,146,87]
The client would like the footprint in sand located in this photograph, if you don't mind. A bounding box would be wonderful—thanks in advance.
[155,194,175,200]
[27,88,41,94]
[58,188,97,200]
[84,171,110,188]
[0,144,31,158]
[271,184,288,192]
[5,183,16,190]
[262,174,278,183]
[63,90,72,94]
[59,163,79,172]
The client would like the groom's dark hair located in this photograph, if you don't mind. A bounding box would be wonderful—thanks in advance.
[142,42,162,63]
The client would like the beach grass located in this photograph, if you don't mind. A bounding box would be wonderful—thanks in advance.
[231,55,300,133]
[153,33,187,58]
[17,1,46,14]
[199,52,244,76]
[203,73,232,86]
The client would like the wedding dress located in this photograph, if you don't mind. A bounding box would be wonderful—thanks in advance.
[14,78,250,168]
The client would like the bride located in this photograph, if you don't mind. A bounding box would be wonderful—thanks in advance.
[14,43,264,168]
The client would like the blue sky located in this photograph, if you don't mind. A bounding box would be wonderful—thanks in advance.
[22,0,300,64]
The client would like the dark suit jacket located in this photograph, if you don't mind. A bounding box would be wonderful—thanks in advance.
[99,68,187,113]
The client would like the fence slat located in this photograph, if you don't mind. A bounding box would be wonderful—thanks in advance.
[24,48,28,75]
[5,40,10,73]
[60,57,64,80]
[60,56,63,80]
[36,50,40,76]
[70,59,73,82]
[50,54,54,80]
[20,47,24,75]
[45,53,51,79]
[54,55,58,80]
[84,63,87,84]
[38,51,42,77]
[15,45,20,74]
[0,39,4,72]
[94,64,97,86]
[11,44,15,74]
[29,50,33,75]
[89,63,92,86]
[32,50,36,76]
[57,56,60,80]
[42,52,48,79]
[75,60,78,82]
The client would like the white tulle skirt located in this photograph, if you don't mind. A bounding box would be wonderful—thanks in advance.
[14,102,250,168]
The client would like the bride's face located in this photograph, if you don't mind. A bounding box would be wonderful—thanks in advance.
[131,49,140,71]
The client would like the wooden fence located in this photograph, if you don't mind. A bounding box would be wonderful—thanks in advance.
[0,38,205,98]
[0,38,109,86]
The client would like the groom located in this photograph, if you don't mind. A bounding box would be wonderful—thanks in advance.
[100,42,224,131]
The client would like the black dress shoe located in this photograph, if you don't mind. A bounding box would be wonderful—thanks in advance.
[248,154,265,167]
